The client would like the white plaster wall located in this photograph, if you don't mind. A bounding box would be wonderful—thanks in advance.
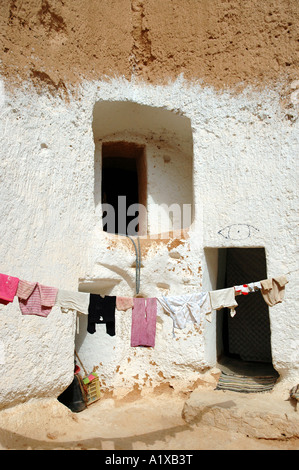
[0,76,298,408]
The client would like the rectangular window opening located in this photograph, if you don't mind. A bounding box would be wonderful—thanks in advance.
[101,141,147,236]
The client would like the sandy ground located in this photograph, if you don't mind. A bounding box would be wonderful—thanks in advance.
[0,386,298,451]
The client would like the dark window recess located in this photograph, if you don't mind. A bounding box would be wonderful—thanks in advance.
[101,142,146,236]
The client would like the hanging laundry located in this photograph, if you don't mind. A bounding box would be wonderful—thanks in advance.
[56,290,90,334]
[87,294,116,336]
[16,279,58,317]
[209,287,238,317]
[234,282,262,295]
[157,292,212,329]
[56,290,90,315]
[116,296,134,311]
[131,297,157,348]
[260,276,288,307]
[234,284,249,296]
[247,281,262,292]
[0,273,19,305]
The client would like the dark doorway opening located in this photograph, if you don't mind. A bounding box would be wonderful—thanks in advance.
[215,247,277,376]
[101,142,146,236]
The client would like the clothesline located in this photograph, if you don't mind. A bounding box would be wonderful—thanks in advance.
[0,272,289,347]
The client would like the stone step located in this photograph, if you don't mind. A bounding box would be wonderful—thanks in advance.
[182,389,299,439]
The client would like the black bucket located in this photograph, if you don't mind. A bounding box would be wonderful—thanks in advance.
[58,375,86,413]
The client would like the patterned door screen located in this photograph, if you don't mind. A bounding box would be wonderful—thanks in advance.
[224,248,272,363]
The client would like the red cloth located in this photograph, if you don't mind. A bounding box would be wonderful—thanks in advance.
[0,273,19,305]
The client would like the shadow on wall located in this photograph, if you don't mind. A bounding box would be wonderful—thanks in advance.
[92,101,193,150]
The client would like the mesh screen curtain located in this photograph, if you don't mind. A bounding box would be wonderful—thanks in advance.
[224,248,272,363]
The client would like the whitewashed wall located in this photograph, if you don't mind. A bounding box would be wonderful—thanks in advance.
[0,76,298,409]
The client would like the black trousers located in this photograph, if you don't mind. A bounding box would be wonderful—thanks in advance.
[87,294,116,336]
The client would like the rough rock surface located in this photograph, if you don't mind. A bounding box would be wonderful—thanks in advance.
[182,389,299,439]
[0,0,298,94]
[0,0,298,413]
[0,388,298,450]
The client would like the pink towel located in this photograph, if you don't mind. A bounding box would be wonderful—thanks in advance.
[131,297,157,348]
[17,279,58,317]
[0,273,19,305]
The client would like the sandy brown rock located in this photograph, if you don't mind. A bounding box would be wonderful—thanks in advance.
[0,0,298,94]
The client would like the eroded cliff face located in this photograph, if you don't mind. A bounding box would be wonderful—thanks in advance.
[0,1,298,408]
[0,0,298,94]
